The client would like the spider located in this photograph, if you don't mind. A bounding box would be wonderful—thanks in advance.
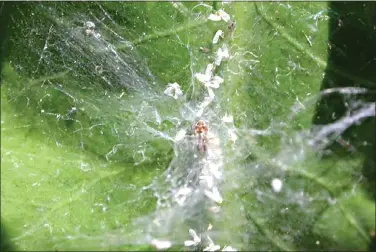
[194,119,209,134]
[193,120,209,152]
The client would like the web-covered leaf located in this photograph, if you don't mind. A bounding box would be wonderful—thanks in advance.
[1,1,375,251]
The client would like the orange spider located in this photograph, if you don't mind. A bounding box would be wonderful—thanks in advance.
[193,120,209,152]
[194,120,209,134]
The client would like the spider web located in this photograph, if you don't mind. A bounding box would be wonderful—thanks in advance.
[1,1,375,251]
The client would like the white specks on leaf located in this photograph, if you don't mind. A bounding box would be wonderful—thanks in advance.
[80,162,90,172]
[217,9,231,22]
[195,74,223,89]
[215,44,230,66]
[175,129,187,142]
[205,63,215,77]
[204,235,221,251]
[200,175,214,188]
[212,30,224,44]
[85,21,95,30]
[208,205,221,213]
[195,73,211,84]
[207,76,224,89]
[118,91,125,99]
[154,110,162,125]
[195,64,224,89]
[95,65,103,75]
[208,13,222,22]
[222,114,233,123]
[152,218,161,227]
[271,178,283,193]
[185,228,201,247]
[228,129,237,144]
[327,196,336,205]
[85,21,101,39]
[303,32,313,47]
[208,223,213,230]
[32,182,40,187]
[185,240,198,247]
[164,82,183,99]
[204,187,223,204]
[204,244,221,251]
[175,186,192,205]
[151,239,172,250]
[189,229,201,243]
[222,245,238,251]
[208,9,231,23]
